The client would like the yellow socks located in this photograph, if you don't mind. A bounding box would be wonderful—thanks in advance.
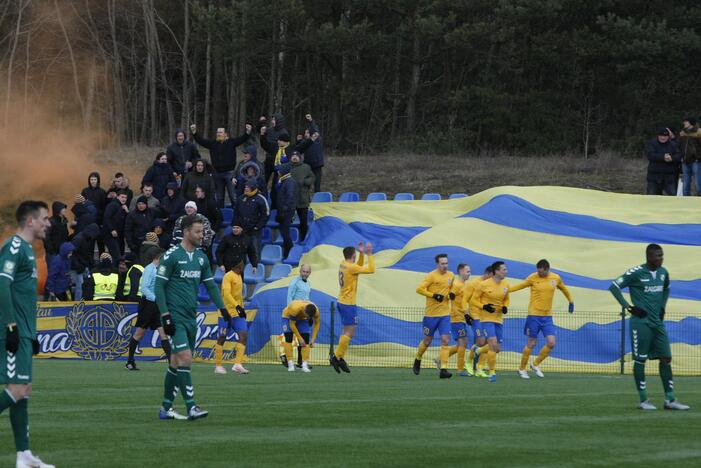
[487,350,497,374]
[477,344,490,355]
[477,352,488,370]
[534,345,551,366]
[415,341,428,360]
[301,346,311,362]
[214,344,223,367]
[337,335,351,359]
[283,342,294,361]
[467,347,475,363]
[439,345,450,369]
[234,343,246,364]
[448,345,459,357]
[519,346,532,371]
[456,346,466,371]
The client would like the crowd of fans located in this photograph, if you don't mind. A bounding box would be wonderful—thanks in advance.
[43,113,324,301]
[646,117,701,196]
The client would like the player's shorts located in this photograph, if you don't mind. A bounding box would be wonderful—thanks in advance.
[282,318,310,335]
[524,315,556,338]
[451,322,468,341]
[0,337,33,384]
[135,299,161,330]
[630,319,671,362]
[422,315,451,337]
[218,317,248,334]
[470,319,484,341]
[337,303,359,326]
[169,319,197,353]
[482,322,504,343]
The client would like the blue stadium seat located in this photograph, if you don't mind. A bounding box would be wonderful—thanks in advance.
[366,192,387,201]
[308,209,314,223]
[449,193,468,199]
[266,264,293,283]
[262,227,273,245]
[221,207,234,225]
[311,192,333,203]
[283,245,304,266]
[260,245,283,265]
[394,193,414,201]
[214,267,225,284]
[243,263,265,284]
[211,242,220,263]
[338,192,360,202]
[222,226,233,237]
[421,193,442,200]
[197,283,210,302]
[251,283,265,296]
[267,209,279,228]
[273,227,299,245]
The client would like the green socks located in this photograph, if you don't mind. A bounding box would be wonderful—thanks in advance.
[177,366,196,411]
[10,398,29,451]
[162,367,178,410]
[633,361,648,402]
[659,361,675,401]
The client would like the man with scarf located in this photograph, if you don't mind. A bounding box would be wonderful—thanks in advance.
[259,126,312,209]
[275,164,298,258]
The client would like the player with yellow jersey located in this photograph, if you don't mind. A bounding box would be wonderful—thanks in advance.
[464,265,493,377]
[282,300,321,372]
[413,254,459,379]
[438,263,471,376]
[330,242,375,374]
[509,259,574,379]
[214,261,249,374]
[470,261,510,383]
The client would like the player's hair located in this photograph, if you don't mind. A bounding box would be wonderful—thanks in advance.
[456,263,467,274]
[484,265,494,274]
[155,151,167,161]
[181,214,202,232]
[435,253,448,263]
[536,259,550,269]
[116,189,128,197]
[16,200,48,225]
[114,172,124,178]
[646,243,663,255]
[343,246,356,260]
[142,182,153,188]
[491,261,505,272]
[305,304,317,325]
[230,261,244,273]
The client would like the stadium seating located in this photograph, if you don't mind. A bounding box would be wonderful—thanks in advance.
[421,193,442,200]
[243,263,265,284]
[213,266,225,284]
[366,192,387,201]
[273,227,299,245]
[394,192,414,201]
[266,264,292,283]
[211,242,220,262]
[311,192,333,203]
[449,193,468,199]
[267,209,279,228]
[197,283,210,302]
[251,283,265,297]
[283,245,304,266]
[260,245,283,265]
[261,227,273,245]
[222,226,232,237]
[338,192,360,202]
[221,207,234,225]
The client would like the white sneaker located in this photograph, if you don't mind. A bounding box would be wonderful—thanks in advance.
[530,364,545,378]
[517,369,530,379]
[301,362,311,373]
[16,450,55,468]
[232,363,249,374]
[664,400,690,410]
[288,362,295,372]
[638,400,657,410]
[214,365,226,375]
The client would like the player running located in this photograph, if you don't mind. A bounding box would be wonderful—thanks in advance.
[438,263,471,376]
[214,261,249,375]
[282,300,320,372]
[465,266,493,377]
[413,253,459,379]
[155,214,232,421]
[509,259,574,379]
[470,261,510,383]
[609,244,689,410]
[329,242,375,373]
[0,201,55,468]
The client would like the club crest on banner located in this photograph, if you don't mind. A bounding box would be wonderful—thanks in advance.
[65,302,132,360]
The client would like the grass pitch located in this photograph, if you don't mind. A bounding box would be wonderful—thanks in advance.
[1,360,699,467]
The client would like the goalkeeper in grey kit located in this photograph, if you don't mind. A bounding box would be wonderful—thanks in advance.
[609,244,689,411]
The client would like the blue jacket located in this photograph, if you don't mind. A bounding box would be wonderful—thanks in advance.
[72,201,97,234]
[303,120,324,169]
[276,175,297,217]
[142,161,177,200]
[46,242,75,294]
[233,192,270,234]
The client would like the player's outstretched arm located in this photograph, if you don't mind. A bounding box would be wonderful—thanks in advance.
[508,280,530,293]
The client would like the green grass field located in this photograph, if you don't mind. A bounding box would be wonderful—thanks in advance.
[1,360,700,467]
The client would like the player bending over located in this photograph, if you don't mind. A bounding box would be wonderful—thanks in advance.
[282,301,320,372]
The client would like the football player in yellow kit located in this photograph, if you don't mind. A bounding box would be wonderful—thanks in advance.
[509,259,574,379]
[281,301,321,372]
[465,266,493,377]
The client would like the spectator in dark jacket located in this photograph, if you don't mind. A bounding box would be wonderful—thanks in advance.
[102,191,129,260]
[142,152,177,200]
[234,146,267,198]
[46,242,75,301]
[216,224,258,273]
[190,123,252,208]
[181,158,216,202]
[303,114,325,192]
[81,172,107,224]
[160,182,186,233]
[289,151,314,241]
[108,172,134,207]
[44,201,69,262]
[275,164,297,258]
[125,196,155,255]
[260,126,312,209]
[151,220,172,249]
[70,223,100,300]
[234,178,270,258]
[166,128,201,176]
[646,128,682,195]
[71,194,97,234]
[194,185,222,231]
[679,117,701,196]
[260,113,289,183]
[129,183,160,211]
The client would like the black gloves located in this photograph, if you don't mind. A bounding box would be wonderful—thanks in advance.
[627,306,647,318]
[32,339,40,355]
[5,326,19,353]
[449,292,456,301]
[501,306,508,314]
[464,314,473,326]
[236,305,247,319]
[433,294,444,303]
[660,308,665,321]
[220,308,232,322]
[162,314,176,336]
[483,304,495,313]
